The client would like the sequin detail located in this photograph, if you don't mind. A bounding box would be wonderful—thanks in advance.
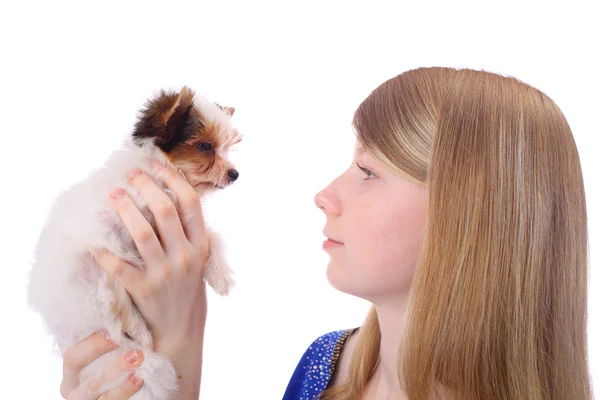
[282,328,355,400]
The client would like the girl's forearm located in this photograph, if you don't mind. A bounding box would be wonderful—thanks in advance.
[156,287,207,400]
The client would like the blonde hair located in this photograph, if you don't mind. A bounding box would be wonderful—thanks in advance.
[320,67,592,399]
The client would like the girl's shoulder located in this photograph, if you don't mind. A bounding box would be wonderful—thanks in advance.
[282,327,360,400]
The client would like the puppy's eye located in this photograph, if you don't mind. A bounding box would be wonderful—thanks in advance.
[197,143,212,151]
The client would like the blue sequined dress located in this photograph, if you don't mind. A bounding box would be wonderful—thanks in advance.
[282,327,359,400]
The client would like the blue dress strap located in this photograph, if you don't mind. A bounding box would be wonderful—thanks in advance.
[282,328,358,400]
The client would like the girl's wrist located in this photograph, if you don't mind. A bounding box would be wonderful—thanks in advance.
[153,283,208,352]
[156,331,206,400]
[155,285,207,399]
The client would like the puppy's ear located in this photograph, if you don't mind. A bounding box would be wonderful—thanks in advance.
[133,86,196,150]
[164,86,194,126]
[157,86,195,147]
[224,106,235,117]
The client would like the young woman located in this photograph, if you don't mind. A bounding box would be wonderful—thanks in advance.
[58,67,592,399]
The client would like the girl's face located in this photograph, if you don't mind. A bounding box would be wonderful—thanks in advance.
[314,139,427,303]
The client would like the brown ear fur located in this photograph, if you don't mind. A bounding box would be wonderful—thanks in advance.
[164,86,194,125]
[132,86,196,148]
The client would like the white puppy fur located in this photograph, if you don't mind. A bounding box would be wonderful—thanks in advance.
[27,88,239,399]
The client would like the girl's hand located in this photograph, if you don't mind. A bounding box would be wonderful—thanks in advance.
[93,164,208,399]
[60,332,144,399]
[94,163,209,347]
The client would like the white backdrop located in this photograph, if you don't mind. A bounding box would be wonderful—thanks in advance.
[1,1,598,398]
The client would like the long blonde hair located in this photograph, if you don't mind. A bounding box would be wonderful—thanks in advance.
[320,67,592,399]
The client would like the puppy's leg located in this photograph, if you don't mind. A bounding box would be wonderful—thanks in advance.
[204,229,235,296]
[108,276,153,348]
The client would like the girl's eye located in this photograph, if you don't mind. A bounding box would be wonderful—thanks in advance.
[356,162,378,179]
[197,143,212,151]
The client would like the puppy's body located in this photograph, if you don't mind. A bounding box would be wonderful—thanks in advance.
[28,87,240,399]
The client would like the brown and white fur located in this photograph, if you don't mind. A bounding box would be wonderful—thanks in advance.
[27,87,241,399]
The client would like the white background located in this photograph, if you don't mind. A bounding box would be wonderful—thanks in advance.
[0,1,598,398]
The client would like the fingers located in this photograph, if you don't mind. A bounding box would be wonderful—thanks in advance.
[93,249,143,293]
[66,349,145,400]
[61,332,117,398]
[97,372,144,400]
[126,168,187,252]
[155,163,207,247]
[87,349,144,398]
[109,188,166,268]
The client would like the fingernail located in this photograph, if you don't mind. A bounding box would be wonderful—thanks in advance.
[129,372,141,384]
[125,350,139,363]
[128,169,142,181]
[110,188,125,199]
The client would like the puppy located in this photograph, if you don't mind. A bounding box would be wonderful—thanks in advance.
[27,86,241,399]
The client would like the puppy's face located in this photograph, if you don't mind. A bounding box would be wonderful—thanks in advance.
[133,87,242,191]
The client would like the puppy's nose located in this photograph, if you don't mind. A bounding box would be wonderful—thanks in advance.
[227,169,239,182]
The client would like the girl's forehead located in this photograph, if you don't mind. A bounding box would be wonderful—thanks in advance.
[354,140,367,154]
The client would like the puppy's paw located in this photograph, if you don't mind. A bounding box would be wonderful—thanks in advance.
[204,230,235,296]
[205,264,236,296]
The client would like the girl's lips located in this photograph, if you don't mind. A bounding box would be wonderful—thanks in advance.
[323,238,344,249]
